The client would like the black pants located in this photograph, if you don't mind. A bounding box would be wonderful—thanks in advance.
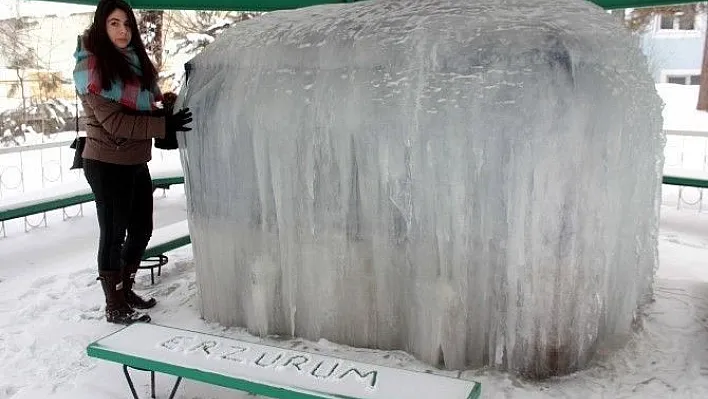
[83,159,153,272]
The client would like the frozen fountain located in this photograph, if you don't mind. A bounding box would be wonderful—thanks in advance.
[178,0,664,377]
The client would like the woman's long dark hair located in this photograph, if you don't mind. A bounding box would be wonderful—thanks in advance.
[84,0,158,91]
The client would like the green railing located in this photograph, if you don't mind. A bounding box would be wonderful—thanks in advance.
[40,0,702,11]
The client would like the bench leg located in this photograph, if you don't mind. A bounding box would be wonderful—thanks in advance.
[139,255,168,285]
[62,204,84,221]
[24,213,47,233]
[700,190,705,213]
[168,376,183,399]
[122,365,182,399]
[678,186,683,210]
[123,365,141,399]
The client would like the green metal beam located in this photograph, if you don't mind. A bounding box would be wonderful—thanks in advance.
[37,0,703,12]
[595,0,702,8]
[40,0,357,12]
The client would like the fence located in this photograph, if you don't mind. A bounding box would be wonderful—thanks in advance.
[0,133,80,199]
[0,133,182,201]
[663,130,708,212]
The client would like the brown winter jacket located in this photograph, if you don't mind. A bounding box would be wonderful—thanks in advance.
[80,93,166,165]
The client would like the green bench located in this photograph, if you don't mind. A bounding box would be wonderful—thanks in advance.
[662,168,708,210]
[139,220,191,285]
[0,171,189,284]
[663,168,708,189]
[150,172,185,191]
[0,181,95,236]
[0,172,184,237]
[87,323,482,399]
[662,173,708,189]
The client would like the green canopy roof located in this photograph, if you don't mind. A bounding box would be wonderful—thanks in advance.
[41,0,699,11]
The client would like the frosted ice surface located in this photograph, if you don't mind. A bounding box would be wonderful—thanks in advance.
[178,0,664,377]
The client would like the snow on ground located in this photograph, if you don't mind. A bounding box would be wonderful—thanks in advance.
[0,183,707,398]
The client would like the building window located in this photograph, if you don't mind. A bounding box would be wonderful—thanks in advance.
[666,75,701,85]
[658,13,697,31]
[679,13,695,30]
[660,14,674,29]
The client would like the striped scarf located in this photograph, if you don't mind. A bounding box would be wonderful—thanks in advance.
[73,36,162,111]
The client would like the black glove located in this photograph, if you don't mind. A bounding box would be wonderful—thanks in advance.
[157,108,193,150]
[155,130,178,150]
[166,108,193,133]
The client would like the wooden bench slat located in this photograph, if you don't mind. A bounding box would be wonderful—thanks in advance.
[87,324,481,399]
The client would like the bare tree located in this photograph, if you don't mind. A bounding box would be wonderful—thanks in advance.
[139,10,165,71]
[0,15,39,121]
[625,4,703,32]
[170,11,260,55]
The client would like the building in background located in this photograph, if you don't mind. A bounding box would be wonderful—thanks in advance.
[640,10,706,84]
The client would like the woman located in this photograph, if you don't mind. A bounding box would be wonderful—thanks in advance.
[74,0,192,324]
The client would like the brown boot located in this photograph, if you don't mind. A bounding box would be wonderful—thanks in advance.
[98,270,151,324]
[122,263,157,309]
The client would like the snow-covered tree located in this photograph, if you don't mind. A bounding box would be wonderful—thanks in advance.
[625,4,704,33]
[139,10,165,71]
[0,17,39,113]
[170,11,260,55]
